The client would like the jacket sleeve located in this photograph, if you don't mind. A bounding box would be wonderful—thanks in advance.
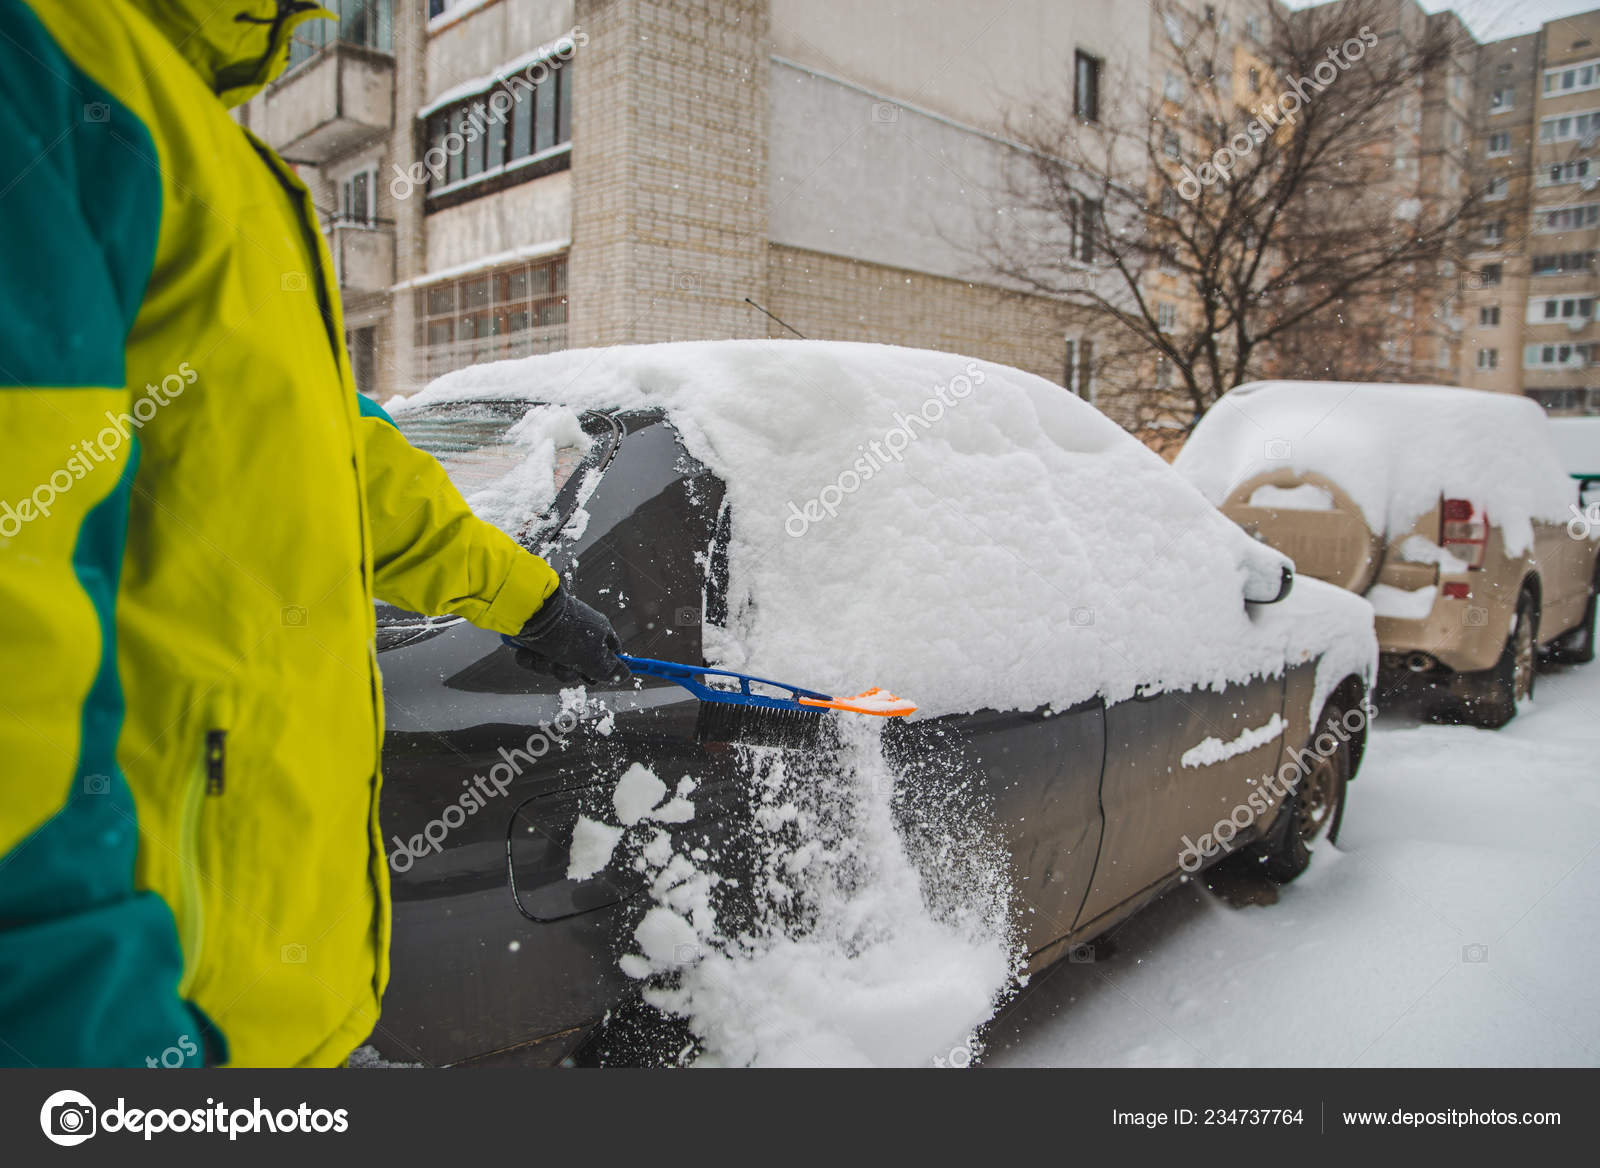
[357,396,560,634]
[0,10,210,1067]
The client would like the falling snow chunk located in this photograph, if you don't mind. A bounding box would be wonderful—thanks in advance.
[613,763,668,826]
[567,816,624,881]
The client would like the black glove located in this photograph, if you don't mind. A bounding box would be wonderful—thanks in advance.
[507,585,629,686]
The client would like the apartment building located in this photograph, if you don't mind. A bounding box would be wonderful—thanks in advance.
[1461,10,1600,415]
[239,0,1151,417]
[239,0,1600,428]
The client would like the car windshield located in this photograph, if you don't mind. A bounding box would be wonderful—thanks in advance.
[396,400,596,537]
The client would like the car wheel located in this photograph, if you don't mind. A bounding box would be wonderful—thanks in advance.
[1458,591,1536,729]
[1244,700,1350,884]
[1548,567,1597,666]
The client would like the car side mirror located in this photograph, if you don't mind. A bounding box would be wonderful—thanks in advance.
[1245,563,1294,605]
[1578,476,1600,511]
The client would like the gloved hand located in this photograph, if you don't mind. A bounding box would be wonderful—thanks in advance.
[507,585,630,686]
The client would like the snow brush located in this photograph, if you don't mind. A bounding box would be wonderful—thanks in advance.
[617,654,916,749]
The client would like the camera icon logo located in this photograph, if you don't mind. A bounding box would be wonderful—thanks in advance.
[673,270,702,293]
[1067,942,1096,964]
[281,942,308,964]
[1462,606,1488,627]
[870,101,900,124]
[281,271,307,292]
[282,605,307,627]
[672,942,702,966]
[83,773,110,795]
[40,1089,97,1147]
[83,102,110,123]
[674,605,700,627]
[1263,438,1292,461]
[1462,943,1489,963]
[1068,607,1095,628]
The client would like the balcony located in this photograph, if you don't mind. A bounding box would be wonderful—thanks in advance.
[330,221,395,301]
[260,1,394,163]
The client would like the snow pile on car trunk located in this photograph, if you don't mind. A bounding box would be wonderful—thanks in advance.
[1175,381,1576,556]
[400,342,1374,719]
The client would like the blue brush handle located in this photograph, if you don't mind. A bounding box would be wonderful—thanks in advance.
[618,654,831,711]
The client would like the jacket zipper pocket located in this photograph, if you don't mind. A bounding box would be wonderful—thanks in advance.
[177,730,225,997]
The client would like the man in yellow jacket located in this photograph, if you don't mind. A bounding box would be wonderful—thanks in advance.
[0,0,625,1067]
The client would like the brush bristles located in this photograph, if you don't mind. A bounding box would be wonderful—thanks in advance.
[695,702,823,749]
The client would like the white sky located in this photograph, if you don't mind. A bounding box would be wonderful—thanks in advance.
[1285,0,1597,41]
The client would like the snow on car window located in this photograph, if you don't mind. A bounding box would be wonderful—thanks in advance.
[396,401,591,536]
[406,341,1373,720]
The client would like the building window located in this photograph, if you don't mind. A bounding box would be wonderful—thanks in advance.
[1065,339,1094,400]
[1488,87,1515,112]
[1158,245,1180,275]
[1075,51,1101,122]
[1485,176,1508,201]
[1539,109,1600,143]
[1480,306,1501,326]
[1155,358,1172,390]
[422,56,574,204]
[1484,219,1505,244]
[336,165,377,226]
[1539,203,1600,233]
[1544,59,1600,96]
[1524,342,1594,368]
[1163,129,1181,158]
[1540,158,1593,186]
[1478,263,1503,286]
[1070,197,1099,263]
[1245,15,1262,42]
[1487,131,1510,155]
[1157,301,1177,332]
[347,326,377,396]
[1532,250,1597,275]
[1161,188,1181,218]
[1164,71,1185,103]
[1477,348,1498,369]
[288,0,392,71]
[1536,295,1595,320]
[1247,67,1261,93]
[413,255,569,381]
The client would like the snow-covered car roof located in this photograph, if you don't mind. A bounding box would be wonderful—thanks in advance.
[396,342,1372,718]
[1175,380,1576,555]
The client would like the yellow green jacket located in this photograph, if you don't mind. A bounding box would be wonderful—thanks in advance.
[0,0,559,1066]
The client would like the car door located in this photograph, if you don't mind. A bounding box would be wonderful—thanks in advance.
[1074,669,1287,931]
[883,701,1105,966]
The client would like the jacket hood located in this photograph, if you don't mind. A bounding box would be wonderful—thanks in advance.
[127,0,331,107]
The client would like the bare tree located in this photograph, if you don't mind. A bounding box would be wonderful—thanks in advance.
[982,0,1483,434]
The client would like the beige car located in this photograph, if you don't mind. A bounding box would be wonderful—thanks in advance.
[1177,381,1600,728]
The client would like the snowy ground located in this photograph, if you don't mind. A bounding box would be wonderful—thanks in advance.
[987,658,1600,1068]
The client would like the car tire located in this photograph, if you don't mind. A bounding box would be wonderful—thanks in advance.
[1243,699,1350,884]
[1547,567,1597,666]
[1457,590,1537,729]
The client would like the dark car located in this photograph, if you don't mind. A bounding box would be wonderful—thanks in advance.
[366,345,1375,1067]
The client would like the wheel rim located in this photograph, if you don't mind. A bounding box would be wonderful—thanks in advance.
[1512,610,1535,701]
[1295,751,1339,844]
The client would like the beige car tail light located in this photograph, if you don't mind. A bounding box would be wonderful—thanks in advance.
[1440,498,1488,569]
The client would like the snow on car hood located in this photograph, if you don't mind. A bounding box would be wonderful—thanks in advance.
[399,342,1373,717]
[1175,380,1576,557]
